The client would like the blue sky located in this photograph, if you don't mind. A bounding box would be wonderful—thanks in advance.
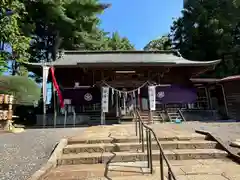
[99,0,183,49]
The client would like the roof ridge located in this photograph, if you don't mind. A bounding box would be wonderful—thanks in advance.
[63,50,178,55]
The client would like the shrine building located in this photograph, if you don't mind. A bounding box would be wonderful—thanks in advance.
[25,50,237,127]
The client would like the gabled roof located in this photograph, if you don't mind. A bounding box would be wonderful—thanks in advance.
[24,50,221,67]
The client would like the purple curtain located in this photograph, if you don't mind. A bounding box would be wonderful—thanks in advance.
[156,85,197,104]
[141,85,197,104]
[62,87,101,105]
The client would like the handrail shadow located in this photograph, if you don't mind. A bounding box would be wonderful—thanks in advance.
[103,133,144,179]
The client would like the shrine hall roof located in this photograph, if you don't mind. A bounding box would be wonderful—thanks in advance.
[25,50,221,67]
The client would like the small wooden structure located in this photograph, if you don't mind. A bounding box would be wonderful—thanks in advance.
[0,94,14,130]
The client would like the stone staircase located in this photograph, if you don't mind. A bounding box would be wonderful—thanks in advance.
[167,110,183,122]
[58,136,226,166]
[41,130,231,180]
[86,111,119,125]
[139,111,163,123]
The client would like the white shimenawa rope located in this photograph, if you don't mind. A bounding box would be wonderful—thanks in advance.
[101,80,152,94]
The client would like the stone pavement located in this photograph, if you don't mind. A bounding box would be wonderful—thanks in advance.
[163,122,240,155]
[42,123,239,180]
[68,123,205,142]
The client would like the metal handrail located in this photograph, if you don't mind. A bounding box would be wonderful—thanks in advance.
[135,109,177,180]
[178,109,186,122]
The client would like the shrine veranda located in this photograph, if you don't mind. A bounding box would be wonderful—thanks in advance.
[25,50,239,126]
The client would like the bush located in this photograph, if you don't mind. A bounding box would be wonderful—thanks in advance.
[0,76,41,106]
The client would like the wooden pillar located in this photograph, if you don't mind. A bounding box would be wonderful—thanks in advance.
[206,86,212,109]
[42,66,46,128]
[116,92,119,117]
[138,90,142,111]
[101,86,104,125]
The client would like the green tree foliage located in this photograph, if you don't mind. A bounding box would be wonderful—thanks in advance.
[25,0,110,63]
[170,0,240,77]
[1,0,135,76]
[0,76,41,105]
[144,35,172,50]
[105,32,134,50]
[0,0,31,75]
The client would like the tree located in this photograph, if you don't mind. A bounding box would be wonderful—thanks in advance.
[0,0,31,75]
[170,0,240,77]
[105,32,134,50]
[25,0,110,63]
[0,76,41,106]
[144,35,172,50]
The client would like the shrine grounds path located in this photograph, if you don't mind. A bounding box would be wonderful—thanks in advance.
[0,128,86,180]
[0,122,239,180]
[173,122,240,155]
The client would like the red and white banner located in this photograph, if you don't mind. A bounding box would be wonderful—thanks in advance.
[50,67,64,108]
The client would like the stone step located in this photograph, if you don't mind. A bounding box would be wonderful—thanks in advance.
[63,140,218,154]
[42,164,147,180]
[141,117,162,121]
[44,159,238,180]
[58,149,228,165]
[43,175,163,180]
[67,134,206,144]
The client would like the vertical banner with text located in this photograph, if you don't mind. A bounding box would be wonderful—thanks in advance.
[148,86,156,111]
[42,66,50,105]
[101,87,109,113]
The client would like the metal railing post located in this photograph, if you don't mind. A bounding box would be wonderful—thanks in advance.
[168,169,172,180]
[135,117,138,136]
[146,129,150,168]
[160,153,164,180]
[141,121,144,152]
[136,109,177,180]
[149,131,153,174]
[139,121,142,143]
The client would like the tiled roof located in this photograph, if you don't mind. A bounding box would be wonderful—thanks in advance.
[25,50,221,67]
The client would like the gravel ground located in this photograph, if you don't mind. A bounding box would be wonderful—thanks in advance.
[0,127,85,180]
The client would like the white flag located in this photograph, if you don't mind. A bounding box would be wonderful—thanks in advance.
[42,66,50,104]
[148,86,156,111]
[102,87,109,112]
